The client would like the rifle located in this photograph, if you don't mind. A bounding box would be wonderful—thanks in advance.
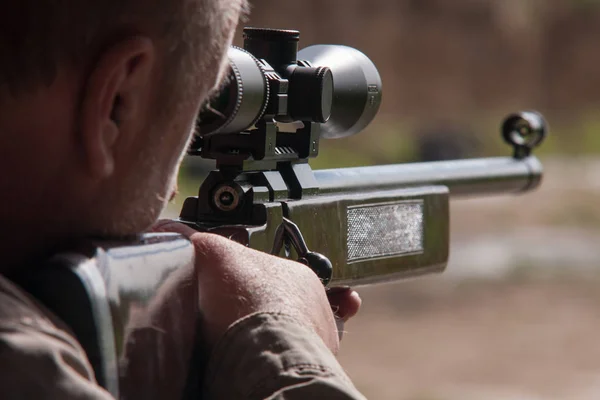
[19,27,546,399]
[178,27,546,286]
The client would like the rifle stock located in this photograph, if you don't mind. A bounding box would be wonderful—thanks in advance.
[16,234,201,400]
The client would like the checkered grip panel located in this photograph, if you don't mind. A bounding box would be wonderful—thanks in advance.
[347,201,424,262]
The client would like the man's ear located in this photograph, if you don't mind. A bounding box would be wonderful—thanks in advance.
[79,37,155,179]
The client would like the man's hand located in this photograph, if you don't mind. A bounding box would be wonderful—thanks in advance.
[152,220,361,354]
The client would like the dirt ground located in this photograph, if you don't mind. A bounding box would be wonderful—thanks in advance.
[339,277,600,400]
[338,158,600,400]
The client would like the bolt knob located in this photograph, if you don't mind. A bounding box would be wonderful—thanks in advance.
[299,251,333,286]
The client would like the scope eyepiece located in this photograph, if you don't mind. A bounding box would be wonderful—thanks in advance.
[195,28,382,140]
[197,47,269,136]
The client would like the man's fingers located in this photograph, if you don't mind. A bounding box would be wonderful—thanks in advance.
[153,220,362,342]
[329,288,362,341]
[151,219,199,237]
[327,288,362,322]
[335,317,345,341]
[151,219,192,234]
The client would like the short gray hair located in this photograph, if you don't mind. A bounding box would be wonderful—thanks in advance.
[0,0,247,96]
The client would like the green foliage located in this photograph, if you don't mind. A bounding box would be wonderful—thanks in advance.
[573,0,600,9]
[578,113,600,154]
[310,118,419,170]
[310,110,600,171]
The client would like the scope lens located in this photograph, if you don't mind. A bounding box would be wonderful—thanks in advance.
[297,45,382,139]
[196,47,268,136]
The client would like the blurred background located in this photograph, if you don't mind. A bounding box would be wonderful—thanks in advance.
[165,1,600,398]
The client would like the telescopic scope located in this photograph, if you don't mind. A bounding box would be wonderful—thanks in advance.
[196,28,382,139]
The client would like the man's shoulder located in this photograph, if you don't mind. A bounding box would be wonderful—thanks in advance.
[0,274,113,399]
[0,272,83,356]
[0,274,55,326]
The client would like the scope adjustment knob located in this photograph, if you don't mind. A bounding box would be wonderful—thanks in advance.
[288,66,334,123]
[243,27,301,41]
[243,27,300,74]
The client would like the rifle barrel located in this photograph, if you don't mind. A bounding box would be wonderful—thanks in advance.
[314,156,543,197]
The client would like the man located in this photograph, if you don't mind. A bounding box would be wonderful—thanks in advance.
[0,0,365,398]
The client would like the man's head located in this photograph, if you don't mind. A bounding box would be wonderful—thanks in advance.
[0,0,247,269]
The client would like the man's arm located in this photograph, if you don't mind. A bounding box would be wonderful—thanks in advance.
[204,312,366,399]
[0,274,365,399]
[152,221,367,399]
[0,221,366,399]
[0,300,364,400]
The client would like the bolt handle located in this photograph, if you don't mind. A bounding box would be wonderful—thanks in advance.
[272,217,333,286]
[298,252,334,286]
